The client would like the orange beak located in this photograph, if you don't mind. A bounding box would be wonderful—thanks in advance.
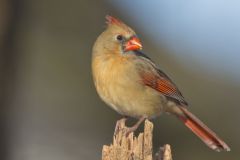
[124,37,142,51]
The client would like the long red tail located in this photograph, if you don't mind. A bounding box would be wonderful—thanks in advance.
[177,107,230,152]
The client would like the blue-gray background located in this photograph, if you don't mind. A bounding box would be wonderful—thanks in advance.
[0,0,239,159]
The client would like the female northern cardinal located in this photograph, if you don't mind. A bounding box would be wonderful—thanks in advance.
[92,15,230,152]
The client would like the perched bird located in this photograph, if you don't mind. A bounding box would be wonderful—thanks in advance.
[92,15,230,152]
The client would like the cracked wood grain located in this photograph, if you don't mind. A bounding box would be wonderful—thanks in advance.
[102,120,173,160]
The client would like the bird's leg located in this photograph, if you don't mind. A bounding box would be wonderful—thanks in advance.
[125,115,147,135]
[114,117,127,136]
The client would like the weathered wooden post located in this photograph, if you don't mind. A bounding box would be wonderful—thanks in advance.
[102,119,172,160]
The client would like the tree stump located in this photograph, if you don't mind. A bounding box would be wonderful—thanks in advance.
[102,119,172,160]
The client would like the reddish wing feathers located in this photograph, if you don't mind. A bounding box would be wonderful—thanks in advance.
[133,51,187,104]
[142,73,176,94]
[157,78,177,94]
[141,72,187,105]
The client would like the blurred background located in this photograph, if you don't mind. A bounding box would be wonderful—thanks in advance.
[0,0,239,159]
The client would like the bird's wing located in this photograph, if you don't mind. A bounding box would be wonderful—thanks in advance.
[134,51,188,105]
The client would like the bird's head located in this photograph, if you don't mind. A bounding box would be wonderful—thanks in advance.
[93,15,142,55]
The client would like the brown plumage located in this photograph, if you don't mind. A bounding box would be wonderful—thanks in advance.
[92,15,230,152]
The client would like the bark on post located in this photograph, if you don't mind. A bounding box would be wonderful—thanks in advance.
[102,119,173,160]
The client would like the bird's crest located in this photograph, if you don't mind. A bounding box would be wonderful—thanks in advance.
[105,15,136,38]
[105,15,123,26]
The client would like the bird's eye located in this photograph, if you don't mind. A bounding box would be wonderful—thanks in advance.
[116,35,123,41]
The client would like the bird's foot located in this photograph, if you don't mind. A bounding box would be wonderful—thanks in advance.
[114,116,147,136]
[125,125,140,136]
[125,116,147,135]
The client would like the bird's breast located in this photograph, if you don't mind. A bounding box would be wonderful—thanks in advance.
[92,55,166,118]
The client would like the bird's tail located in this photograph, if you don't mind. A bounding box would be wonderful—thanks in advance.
[176,107,230,152]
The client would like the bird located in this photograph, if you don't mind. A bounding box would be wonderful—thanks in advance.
[91,15,230,152]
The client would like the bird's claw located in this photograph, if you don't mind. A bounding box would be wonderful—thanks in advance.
[114,116,147,137]
[114,119,135,136]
